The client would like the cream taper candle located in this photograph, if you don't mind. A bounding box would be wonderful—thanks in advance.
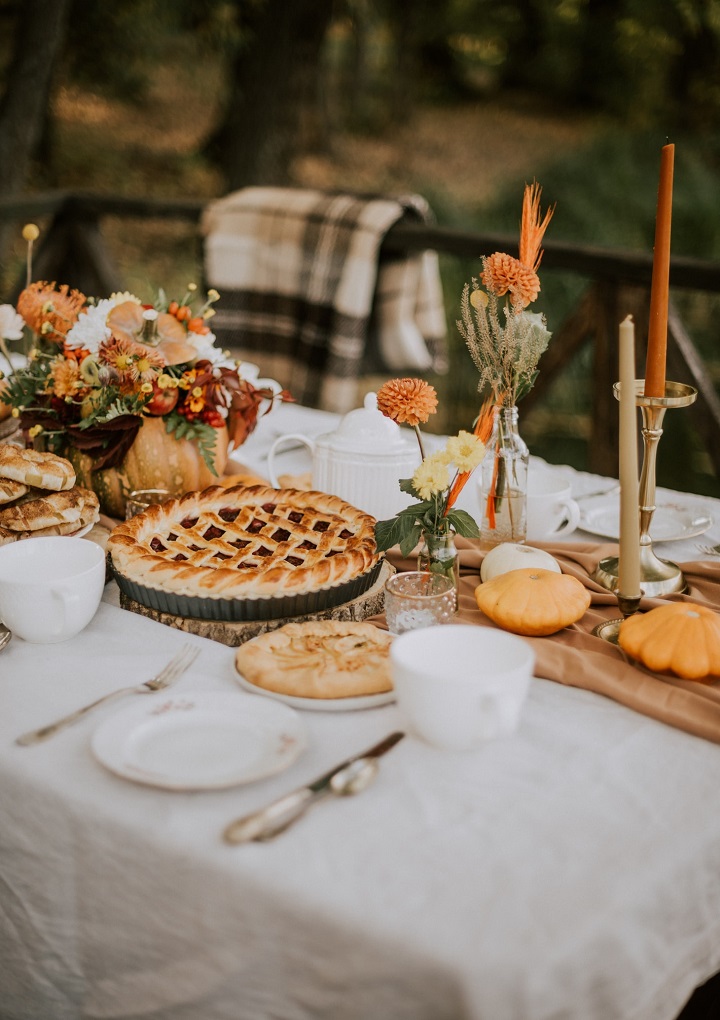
[619,315,641,597]
[644,142,674,398]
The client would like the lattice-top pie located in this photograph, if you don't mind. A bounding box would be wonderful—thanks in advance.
[108,484,379,599]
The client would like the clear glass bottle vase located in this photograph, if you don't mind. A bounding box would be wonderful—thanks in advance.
[480,405,529,546]
[417,530,460,606]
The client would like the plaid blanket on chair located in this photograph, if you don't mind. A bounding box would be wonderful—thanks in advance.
[201,187,448,412]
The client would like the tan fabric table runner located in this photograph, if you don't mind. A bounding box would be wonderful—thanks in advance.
[381,539,720,745]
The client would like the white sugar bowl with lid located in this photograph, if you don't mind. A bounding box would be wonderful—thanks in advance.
[267,393,420,521]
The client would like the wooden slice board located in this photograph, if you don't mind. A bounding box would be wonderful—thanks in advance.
[118,560,394,646]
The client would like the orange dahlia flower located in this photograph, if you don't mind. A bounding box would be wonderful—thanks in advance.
[480,253,540,309]
[17,282,86,344]
[376,378,438,426]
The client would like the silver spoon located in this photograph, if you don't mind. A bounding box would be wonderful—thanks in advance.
[0,624,11,651]
[224,756,380,844]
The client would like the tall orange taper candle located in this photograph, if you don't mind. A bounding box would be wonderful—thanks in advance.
[619,315,641,597]
[644,142,674,398]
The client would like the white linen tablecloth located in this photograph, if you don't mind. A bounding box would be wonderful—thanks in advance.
[3,403,720,1020]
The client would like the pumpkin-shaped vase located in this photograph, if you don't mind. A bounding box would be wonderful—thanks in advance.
[67,416,229,518]
[475,566,591,636]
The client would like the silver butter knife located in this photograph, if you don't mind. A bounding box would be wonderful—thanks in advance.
[223,730,405,845]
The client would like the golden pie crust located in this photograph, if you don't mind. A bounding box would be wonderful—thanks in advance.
[235,620,393,698]
[107,484,379,599]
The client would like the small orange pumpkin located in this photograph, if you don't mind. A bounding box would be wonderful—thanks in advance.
[618,602,720,680]
[475,567,591,636]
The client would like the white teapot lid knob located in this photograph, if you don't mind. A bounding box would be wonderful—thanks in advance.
[324,392,414,452]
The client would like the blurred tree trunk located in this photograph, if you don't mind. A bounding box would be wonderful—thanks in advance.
[668,0,720,129]
[497,0,545,92]
[207,0,334,190]
[571,0,624,109]
[384,0,469,122]
[0,0,71,198]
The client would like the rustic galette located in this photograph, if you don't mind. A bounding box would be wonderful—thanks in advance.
[235,620,393,698]
[107,484,379,599]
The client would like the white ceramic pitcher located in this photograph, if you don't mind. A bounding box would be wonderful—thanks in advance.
[267,393,420,521]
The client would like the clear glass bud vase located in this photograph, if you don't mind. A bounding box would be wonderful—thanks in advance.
[480,405,529,546]
[417,530,460,606]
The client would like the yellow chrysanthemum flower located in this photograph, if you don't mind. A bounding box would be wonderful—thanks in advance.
[412,451,450,501]
[445,431,486,472]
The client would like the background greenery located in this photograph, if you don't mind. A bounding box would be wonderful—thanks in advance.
[1,0,719,493]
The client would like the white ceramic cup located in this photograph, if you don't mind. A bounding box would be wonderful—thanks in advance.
[0,537,105,643]
[526,472,581,542]
[390,625,535,750]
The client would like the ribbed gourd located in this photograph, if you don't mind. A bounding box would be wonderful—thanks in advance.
[480,542,561,582]
[474,567,591,637]
[618,602,720,680]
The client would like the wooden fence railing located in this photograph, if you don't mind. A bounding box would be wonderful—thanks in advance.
[2,190,720,478]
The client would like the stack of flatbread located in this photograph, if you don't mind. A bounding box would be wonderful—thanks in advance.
[0,444,99,545]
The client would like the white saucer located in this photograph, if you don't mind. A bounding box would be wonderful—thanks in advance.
[580,498,712,543]
[91,691,305,790]
[234,668,395,713]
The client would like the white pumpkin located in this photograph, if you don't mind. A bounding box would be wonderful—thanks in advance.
[480,542,561,582]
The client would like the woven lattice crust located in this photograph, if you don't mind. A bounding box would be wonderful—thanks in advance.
[108,484,379,599]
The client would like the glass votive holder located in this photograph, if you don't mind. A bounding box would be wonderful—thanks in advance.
[125,488,172,520]
[384,571,457,636]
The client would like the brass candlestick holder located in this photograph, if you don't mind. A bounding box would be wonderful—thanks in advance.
[592,592,643,645]
[593,379,697,599]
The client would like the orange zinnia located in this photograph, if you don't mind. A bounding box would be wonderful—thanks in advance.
[17,282,86,344]
[377,378,438,427]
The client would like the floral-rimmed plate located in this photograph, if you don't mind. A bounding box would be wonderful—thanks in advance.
[580,498,712,543]
[91,691,305,790]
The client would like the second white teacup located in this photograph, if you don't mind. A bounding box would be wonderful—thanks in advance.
[390,625,535,750]
[526,472,581,542]
[0,537,105,644]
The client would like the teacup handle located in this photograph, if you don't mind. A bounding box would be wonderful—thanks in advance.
[550,497,581,538]
[49,584,79,638]
[267,434,315,488]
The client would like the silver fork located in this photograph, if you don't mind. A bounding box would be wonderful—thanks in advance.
[16,643,200,746]
[696,543,720,557]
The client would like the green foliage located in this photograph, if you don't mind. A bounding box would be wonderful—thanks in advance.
[163,411,219,473]
[374,476,479,556]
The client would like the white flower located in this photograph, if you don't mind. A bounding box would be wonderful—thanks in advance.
[0,304,25,341]
[186,329,232,366]
[64,299,114,352]
[109,291,141,305]
[186,328,216,351]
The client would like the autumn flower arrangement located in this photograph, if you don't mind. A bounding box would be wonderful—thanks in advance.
[0,232,288,474]
[457,182,555,539]
[458,181,554,407]
[372,378,495,573]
